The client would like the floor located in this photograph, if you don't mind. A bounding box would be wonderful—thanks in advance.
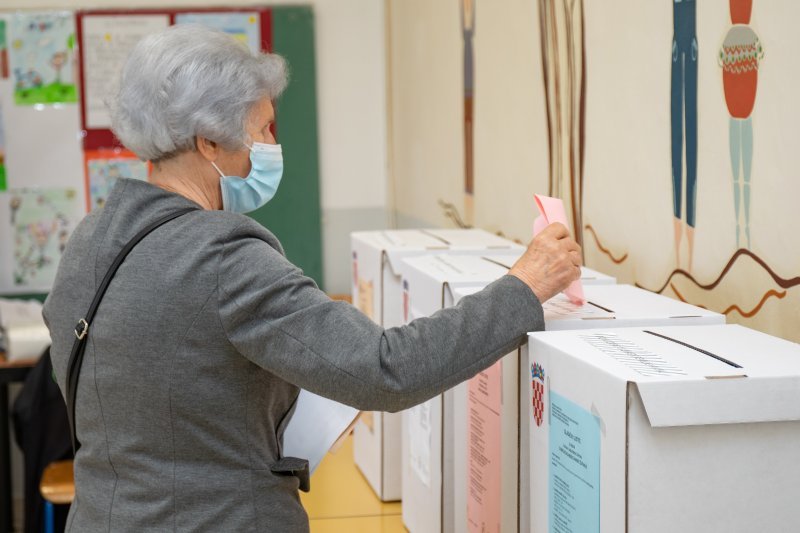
[301,435,405,532]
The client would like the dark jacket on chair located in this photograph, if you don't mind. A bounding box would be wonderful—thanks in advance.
[12,348,72,533]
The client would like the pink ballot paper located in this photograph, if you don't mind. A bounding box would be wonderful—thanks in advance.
[533,194,585,305]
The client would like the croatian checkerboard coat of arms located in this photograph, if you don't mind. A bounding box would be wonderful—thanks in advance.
[531,362,545,427]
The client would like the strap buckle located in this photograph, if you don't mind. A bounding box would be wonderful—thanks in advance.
[74,319,89,340]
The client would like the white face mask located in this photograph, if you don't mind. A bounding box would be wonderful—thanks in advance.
[212,142,284,213]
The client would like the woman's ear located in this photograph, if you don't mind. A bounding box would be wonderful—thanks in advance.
[196,136,219,162]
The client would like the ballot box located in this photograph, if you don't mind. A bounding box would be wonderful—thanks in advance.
[480,254,617,287]
[525,324,800,533]
[449,284,723,533]
[518,284,725,532]
[448,270,617,533]
[350,229,522,501]
[398,254,521,533]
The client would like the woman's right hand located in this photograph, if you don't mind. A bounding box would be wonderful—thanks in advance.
[508,223,582,303]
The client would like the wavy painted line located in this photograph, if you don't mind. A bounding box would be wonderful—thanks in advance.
[669,283,708,309]
[583,224,628,264]
[722,289,787,318]
[639,248,800,294]
[669,282,787,318]
[437,199,471,229]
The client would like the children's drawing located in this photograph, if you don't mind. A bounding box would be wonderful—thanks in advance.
[0,20,9,79]
[175,13,261,55]
[85,151,148,211]
[9,12,78,105]
[10,189,79,288]
[720,0,764,250]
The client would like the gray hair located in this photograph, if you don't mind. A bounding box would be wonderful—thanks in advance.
[110,24,288,162]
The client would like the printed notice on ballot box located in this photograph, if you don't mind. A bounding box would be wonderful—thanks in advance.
[549,391,600,533]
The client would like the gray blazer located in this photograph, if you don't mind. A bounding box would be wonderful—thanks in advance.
[44,179,544,532]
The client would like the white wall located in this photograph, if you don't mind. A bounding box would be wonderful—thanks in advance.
[3,0,391,293]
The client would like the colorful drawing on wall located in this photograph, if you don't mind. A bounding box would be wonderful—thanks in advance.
[461,0,476,227]
[9,12,78,105]
[9,188,79,288]
[538,0,587,249]
[0,102,6,192]
[720,0,764,250]
[175,12,261,55]
[670,0,698,271]
[84,150,149,212]
[0,20,9,79]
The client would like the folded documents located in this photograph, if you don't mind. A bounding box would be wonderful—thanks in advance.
[282,390,360,474]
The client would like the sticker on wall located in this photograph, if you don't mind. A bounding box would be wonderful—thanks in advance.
[175,12,261,55]
[9,12,78,106]
[84,150,148,212]
[357,278,374,321]
[4,188,80,292]
[531,362,545,427]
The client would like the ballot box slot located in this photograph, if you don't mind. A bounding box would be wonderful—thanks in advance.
[643,330,743,369]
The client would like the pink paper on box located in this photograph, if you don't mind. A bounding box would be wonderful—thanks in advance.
[533,194,585,305]
[467,361,502,533]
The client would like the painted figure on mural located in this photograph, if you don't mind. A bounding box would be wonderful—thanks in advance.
[461,0,475,226]
[671,0,698,271]
[720,0,763,250]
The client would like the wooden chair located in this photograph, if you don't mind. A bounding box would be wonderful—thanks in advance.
[39,460,74,533]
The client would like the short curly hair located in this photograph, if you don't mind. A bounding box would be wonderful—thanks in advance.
[109,24,288,162]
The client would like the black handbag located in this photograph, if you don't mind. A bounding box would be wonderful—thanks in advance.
[65,207,198,452]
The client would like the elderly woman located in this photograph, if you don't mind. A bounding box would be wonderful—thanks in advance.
[44,25,580,532]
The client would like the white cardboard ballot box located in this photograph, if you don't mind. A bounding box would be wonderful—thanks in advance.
[350,230,522,501]
[480,254,617,287]
[449,269,618,533]
[526,324,800,533]
[518,284,725,533]
[398,253,522,533]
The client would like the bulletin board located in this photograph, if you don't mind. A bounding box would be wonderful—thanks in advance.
[0,6,323,295]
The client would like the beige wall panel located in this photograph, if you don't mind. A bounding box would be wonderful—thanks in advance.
[472,0,549,241]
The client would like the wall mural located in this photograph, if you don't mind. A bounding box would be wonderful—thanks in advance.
[670,0,699,271]
[461,0,475,226]
[388,0,799,342]
[538,0,586,250]
[581,0,799,341]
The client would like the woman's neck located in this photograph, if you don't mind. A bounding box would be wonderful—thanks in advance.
[148,153,222,211]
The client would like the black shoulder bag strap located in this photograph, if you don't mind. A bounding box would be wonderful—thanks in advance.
[65,207,198,453]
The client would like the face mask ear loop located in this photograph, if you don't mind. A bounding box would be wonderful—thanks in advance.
[211,161,225,178]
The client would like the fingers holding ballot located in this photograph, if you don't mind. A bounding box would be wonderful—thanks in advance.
[509,222,582,304]
[509,194,585,305]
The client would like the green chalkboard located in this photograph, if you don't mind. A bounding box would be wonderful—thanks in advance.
[249,7,324,289]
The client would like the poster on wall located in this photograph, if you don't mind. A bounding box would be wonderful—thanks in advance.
[8,12,78,105]
[82,14,170,130]
[84,150,148,211]
[175,12,261,54]
[0,188,81,293]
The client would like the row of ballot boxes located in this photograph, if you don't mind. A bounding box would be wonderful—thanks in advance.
[350,229,800,532]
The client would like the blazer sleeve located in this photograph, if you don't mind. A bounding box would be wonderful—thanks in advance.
[217,223,545,412]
